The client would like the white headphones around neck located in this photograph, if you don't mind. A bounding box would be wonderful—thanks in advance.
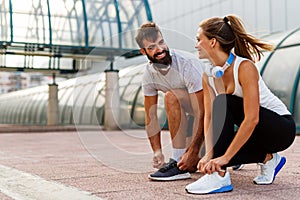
[205,52,235,78]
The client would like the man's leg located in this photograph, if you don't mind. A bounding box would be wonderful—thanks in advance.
[164,89,193,161]
[185,115,194,147]
[148,89,197,181]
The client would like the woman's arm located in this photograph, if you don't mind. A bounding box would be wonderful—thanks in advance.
[223,60,260,161]
[203,74,215,154]
[197,74,216,171]
[202,60,260,173]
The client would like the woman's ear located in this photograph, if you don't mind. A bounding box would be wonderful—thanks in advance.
[210,38,217,47]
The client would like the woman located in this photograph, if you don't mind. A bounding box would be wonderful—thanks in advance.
[185,15,296,195]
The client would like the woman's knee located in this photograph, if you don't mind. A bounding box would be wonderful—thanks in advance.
[213,94,227,107]
[213,94,243,111]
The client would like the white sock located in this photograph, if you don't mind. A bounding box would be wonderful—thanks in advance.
[172,148,186,162]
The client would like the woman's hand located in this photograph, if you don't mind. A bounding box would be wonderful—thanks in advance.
[197,152,213,172]
[201,155,230,174]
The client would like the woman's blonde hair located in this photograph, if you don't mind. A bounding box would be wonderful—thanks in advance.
[199,15,274,62]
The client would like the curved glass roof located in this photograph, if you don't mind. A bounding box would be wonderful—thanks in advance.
[0,41,299,132]
[258,28,300,133]
[0,0,152,48]
[0,0,152,72]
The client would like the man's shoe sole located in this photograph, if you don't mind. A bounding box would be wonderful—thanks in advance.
[148,172,191,181]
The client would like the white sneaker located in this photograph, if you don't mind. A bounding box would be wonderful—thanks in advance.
[185,171,233,194]
[253,153,286,185]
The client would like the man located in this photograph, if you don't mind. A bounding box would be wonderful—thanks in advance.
[135,22,205,181]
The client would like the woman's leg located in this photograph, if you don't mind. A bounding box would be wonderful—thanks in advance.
[211,94,296,167]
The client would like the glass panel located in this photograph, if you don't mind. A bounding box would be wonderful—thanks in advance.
[157,91,167,128]
[261,31,287,47]
[87,79,105,125]
[94,89,105,125]
[131,87,144,127]
[92,76,106,125]
[262,46,300,109]
[0,0,11,41]
[11,0,50,43]
[36,92,48,125]
[119,83,140,126]
[129,73,143,84]
[86,0,150,48]
[30,92,45,124]
[15,94,27,123]
[20,95,33,124]
[2,102,10,123]
[5,54,25,68]
[59,79,75,124]
[62,86,74,124]
[1,0,150,49]
[72,84,87,124]
[280,28,300,47]
[59,86,73,117]
[256,51,271,72]
[85,0,118,47]
[75,83,96,124]
[294,77,300,131]
[48,0,85,45]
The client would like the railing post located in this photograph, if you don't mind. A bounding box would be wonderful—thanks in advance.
[47,74,59,125]
[104,68,120,130]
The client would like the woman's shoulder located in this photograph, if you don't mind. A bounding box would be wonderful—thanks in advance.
[236,57,259,83]
[235,56,256,69]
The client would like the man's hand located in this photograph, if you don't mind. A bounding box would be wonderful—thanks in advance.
[177,150,199,172]
[152,151,165,169]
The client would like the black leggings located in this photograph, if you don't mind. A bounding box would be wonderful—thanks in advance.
[212,94,296,167]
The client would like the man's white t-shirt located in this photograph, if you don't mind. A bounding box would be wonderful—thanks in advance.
[142,49,205,96]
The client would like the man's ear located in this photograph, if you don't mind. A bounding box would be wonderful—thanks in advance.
[140,48,146,55]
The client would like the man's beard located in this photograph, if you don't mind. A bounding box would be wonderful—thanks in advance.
[146,50,172,69]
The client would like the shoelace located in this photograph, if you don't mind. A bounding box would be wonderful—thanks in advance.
[158,161,177,173]
[195,172,219,184]
[260,164,268,176]
[257,162,273,177]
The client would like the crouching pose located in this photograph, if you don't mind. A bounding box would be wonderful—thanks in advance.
[135,22,206,181]
[185,15,296,194]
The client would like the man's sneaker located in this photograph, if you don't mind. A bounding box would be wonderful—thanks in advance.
[232,164,244,171]
[185,171,233,194]
[148,158,191,181]
[253,153,286,185]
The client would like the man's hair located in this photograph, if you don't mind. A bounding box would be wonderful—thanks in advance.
[135,22,162,48]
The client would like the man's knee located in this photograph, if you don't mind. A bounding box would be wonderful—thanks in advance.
[164,91,179,106]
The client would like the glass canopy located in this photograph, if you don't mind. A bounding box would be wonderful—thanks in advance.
[260,28,300,133]
[0,0,152,72]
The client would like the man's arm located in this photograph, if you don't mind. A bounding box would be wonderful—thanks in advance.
[178,90,205,171]
[144,95,165,168]
[189,90,205,151]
